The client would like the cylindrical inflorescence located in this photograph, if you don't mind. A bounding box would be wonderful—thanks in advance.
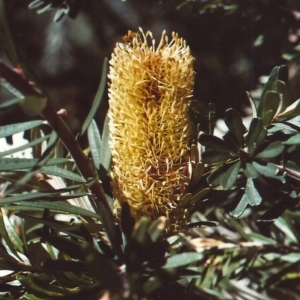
[108,28,195,220]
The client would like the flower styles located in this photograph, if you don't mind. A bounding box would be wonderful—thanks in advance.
[108,28,195,220]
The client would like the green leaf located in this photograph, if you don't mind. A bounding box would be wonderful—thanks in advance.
[230,193,248,218]
[259,65,288,106]
[0,191,87,205]
[0,209,22,259]
[224,108,246,149]
[0,157,69,171]
[178,193,193,208]
[13,201,99,218]
[189,188,211,205]
[246,118,263,155]
[163,252,203,269]
[245,178,262,206]
[148,217,166,243]
[252,161,280,178]
[87,119,102,170]
[246,91,257,118]
[255,141,284,158]
[199,133,233,151]
[39,165,84,182]
[221,161,241,190]
[0,120,43,138]
[276,80,289,114]
[80,58,108,137]
[1,208,23,253]
[187,221,218,229]
[259,91,281,125]
[201,150,238,164]
[207,165,228,187]
[222,130,240,151]
[278,99,300,118]
[243,162,259,178]
[99,114,111,173]
[16,273,70,297]
[283,133,300,145]
[190,162,204,186]
[0,97,23,109]
[133,217,150,244]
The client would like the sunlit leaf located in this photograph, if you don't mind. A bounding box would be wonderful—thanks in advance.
[1,208,23,253]
[100,114,112,173]
[0,209,22,259]
[0,157,69,171]
[252,161,281,179]
[260,91,281,125]
[278,99,300,118]
[283,133,300,146]
[245,178,261,206]
[243,163,259,178]
[163,252,203,269]
[39,165,84,182]
[87,119,101,170]
[230,193,248,218]
[0,120,43,138]
[255,141,284,158]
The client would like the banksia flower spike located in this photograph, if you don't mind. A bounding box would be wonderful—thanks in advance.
[108,28,195,221]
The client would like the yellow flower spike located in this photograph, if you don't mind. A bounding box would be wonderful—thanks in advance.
[108,28,195,221]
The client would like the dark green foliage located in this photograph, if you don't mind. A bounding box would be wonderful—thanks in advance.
[1,1,300,299]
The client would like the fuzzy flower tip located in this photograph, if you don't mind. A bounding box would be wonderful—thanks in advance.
[108,28,195,220]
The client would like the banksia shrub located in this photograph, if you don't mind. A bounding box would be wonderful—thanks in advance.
[108,28,195,220]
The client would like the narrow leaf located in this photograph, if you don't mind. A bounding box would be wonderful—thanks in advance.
[88,119,102,170]
[0,157,69,171]
[13,201,99,218]
[100,114,111,172]
[39,166,84,182]
[80,58,108,136]
[163,252,203,269]
[0,120,43,138]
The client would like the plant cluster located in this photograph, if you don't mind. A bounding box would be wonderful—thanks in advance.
[0,1,300,299]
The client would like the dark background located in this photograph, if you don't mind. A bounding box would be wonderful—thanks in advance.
[1,0,300,133]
